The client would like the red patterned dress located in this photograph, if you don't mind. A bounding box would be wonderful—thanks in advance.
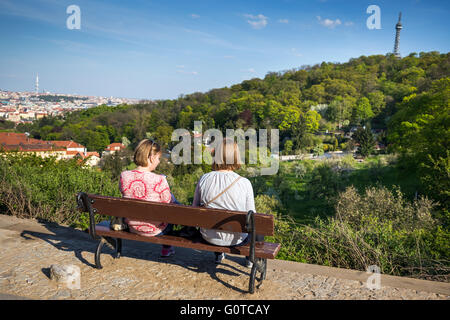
[119,170,172,236]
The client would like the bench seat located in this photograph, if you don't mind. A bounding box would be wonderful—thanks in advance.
[96,224,281,259]
[77,192,281,293]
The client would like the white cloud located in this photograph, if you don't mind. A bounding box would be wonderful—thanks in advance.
[278,19,289,24]
[317,16,342,29]
[344,21,354,27]
[244,14,268,29]
[191,14,200,19]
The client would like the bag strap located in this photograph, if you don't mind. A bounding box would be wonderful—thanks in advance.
[203,176,242,207]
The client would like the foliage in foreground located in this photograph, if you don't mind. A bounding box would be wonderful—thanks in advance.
[1,154,448,282]
[257,187,449,282]
[0,154,119,228]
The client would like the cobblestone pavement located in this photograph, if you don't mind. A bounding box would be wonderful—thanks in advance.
[0,215,448,300]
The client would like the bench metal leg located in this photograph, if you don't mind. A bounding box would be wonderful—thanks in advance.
[262,258,267,280]
[248,258,267,294]
[246,210,268,294]
[95,237,105,269]
[95,237,122,269]
[249,264,256,294]
[115,238,122,259]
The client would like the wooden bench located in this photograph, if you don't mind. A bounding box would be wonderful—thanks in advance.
[76,192,281,293]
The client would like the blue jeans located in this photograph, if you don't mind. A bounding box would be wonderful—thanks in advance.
[154,192,178,237]
[156,223,174,236]
[156,224,174,249]
[171,193,181,205]
[158,192,178,249]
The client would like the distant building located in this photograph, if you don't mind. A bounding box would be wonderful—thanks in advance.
[51,140,87,155]
[102,142,126,157]
[374,142,386,151]
[0,133,101,166]
[83,152,101,166]
[0,132,66,159]
[71,151,101,166]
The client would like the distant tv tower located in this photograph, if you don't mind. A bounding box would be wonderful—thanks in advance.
[35,74,39,94]
[393,12,402,58]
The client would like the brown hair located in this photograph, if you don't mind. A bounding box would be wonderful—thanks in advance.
[211,138,242,171]
[133,139,161,167]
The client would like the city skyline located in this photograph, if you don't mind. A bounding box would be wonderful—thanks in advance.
[0,0,449,100]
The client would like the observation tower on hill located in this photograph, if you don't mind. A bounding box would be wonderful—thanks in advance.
[35,74,39,94]
[393,12,402,58]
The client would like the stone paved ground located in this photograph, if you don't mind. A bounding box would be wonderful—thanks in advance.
[0,215,449,300]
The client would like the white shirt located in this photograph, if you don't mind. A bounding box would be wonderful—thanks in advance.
[192,171,255,246]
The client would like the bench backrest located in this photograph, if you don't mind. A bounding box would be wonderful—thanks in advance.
[86,194,275,236]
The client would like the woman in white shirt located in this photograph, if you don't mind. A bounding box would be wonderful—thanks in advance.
[192,138,263,266]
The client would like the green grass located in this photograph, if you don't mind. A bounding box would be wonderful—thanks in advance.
[252,155,423,225]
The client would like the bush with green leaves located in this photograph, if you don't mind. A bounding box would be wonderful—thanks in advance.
[0,153,119,229]
[307,162,347,201]
[269,185,449,281]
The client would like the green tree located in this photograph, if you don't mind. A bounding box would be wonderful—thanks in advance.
[323,78,358,102]
[303,110,321,133]
[326,96,354,128]
[352,97,374,125]
[0,120,15,130]
[153,125,175,148]
[303,84,326,104]
[353,126,375,158]
[367,91,386,116]
[388,78,450,207]
[79,129,110,152]
[283,140,293,155]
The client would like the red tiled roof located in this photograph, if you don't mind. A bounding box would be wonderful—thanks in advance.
[0,132,43,145]
[1,144,65,152]
[65,151,100,159]
[51,140,85,149]
[0,132,65,152]
[105,143,125,150]
[85,152,100,158]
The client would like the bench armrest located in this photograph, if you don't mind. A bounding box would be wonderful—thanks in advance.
[246,210,256,263]
[76,192,100,240]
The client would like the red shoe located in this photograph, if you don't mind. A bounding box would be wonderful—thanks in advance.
[161,246,175,257]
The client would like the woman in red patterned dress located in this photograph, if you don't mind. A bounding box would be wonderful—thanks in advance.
[119,139,175,257]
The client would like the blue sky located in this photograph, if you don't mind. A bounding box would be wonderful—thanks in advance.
[0,0,449,99]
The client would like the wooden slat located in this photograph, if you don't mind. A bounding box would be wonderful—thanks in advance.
[88,193,274,236]
[95,225,281,259]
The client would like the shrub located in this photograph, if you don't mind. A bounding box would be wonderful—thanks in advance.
[271,185,449,281]
[255,194,283,217]
[307,162,346,201]
[0,153,119,229]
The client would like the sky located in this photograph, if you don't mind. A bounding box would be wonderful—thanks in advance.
[0,0,449,99]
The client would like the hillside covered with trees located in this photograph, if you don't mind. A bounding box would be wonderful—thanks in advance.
[17,52,447,152]
[16,51,449,205]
